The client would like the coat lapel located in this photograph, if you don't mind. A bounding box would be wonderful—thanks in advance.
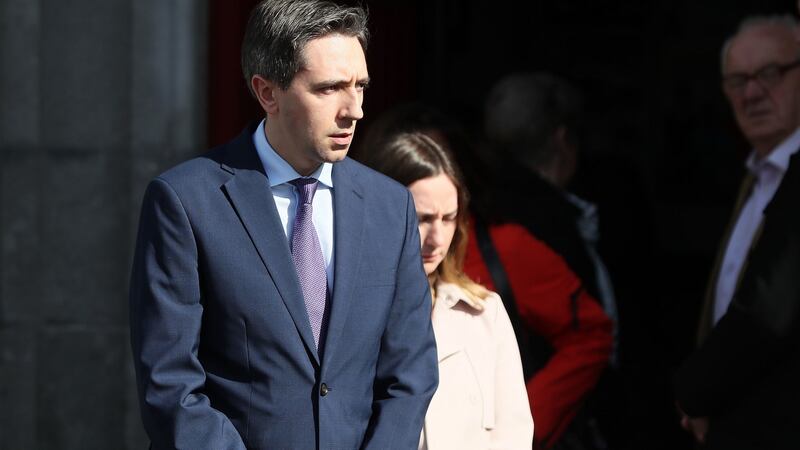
[321,160,365,367]
[219,128,319,366]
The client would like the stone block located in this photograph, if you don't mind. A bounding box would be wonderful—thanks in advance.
[41,151,129,325]
[1,151,44,323]
[0,0,40,147]
[37,327,126,450]
[131,0,207,152]
[0,326,37,449]
[40,0,131,151]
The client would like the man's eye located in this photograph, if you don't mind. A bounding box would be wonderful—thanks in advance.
[726,76,747,88]
[356,82,370,92]
[758,66,781,81]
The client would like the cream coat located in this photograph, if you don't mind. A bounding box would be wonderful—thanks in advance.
[419,282,534,450]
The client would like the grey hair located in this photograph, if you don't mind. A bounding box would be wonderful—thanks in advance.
[484,72,582,169]
[241,0,369,93]
[720,14,800,71]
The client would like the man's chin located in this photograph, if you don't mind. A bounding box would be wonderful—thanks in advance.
[744,126,789,150]
[322,148,350,163]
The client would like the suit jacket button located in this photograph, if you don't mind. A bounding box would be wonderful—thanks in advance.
[320,383,329,396]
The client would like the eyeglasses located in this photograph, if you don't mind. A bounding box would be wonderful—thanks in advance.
[722,60,800,94]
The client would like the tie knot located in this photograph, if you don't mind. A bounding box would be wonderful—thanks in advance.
[291,177,319,204]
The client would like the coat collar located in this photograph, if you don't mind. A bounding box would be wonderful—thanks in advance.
[435,281,484,312]
[431,282,484,363]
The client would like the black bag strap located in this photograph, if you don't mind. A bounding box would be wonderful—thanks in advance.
[473,216,538,379]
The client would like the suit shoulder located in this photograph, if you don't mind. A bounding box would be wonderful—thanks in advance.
[340,157,410,199]
[157,146,226,182]
[150,144,233,194]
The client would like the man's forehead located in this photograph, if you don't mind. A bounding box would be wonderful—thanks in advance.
[300,35,366,64]
[729,25,797,65]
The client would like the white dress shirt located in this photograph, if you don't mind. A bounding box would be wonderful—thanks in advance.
[252,119,335,290]
[713,127,800,324]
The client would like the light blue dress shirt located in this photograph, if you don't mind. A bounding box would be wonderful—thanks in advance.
[252,119,335,290]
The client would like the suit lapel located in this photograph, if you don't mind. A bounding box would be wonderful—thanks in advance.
[220,128,320,366]
[321,160,365,367]
[697,172,755,343]
[698,150,800,342]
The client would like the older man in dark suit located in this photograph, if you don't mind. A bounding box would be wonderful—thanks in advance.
[675,14,800,450]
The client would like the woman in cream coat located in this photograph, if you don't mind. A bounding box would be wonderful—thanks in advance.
[364,132,533,450]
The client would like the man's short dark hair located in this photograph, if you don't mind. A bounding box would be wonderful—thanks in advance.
[484,72,583,169]
[241,0,369,93]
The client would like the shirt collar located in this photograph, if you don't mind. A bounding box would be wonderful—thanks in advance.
[746,126,800,175]
[252,119,334,188]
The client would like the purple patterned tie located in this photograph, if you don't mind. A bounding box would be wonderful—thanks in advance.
[290,178,328,349]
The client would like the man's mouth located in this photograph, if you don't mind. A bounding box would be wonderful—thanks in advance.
[330,133,352,146]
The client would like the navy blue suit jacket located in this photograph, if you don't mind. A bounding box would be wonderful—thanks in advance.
[129,124,438,449]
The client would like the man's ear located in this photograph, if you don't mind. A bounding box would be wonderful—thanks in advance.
[251,75,280,114]
[554,125,576,156]
[554,125,578,186]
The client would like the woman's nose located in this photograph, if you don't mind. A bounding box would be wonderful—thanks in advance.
[426,220,444,246]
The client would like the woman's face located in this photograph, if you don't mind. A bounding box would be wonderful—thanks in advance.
[407,173,458,276]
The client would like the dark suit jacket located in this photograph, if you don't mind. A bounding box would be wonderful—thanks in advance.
[675,151,800,450]
[129,124,439,449]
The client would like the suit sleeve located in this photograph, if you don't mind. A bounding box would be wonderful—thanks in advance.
[129,178,246,450]
[674,174,800,418]
[490,295,535,450]
[361,190,439,450]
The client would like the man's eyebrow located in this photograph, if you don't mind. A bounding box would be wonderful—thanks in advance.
[311,77,371,88]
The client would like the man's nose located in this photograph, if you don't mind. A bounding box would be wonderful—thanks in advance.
[742,77,767,101]
[339,89,364,121]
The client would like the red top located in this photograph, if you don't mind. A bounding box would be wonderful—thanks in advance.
[464,220,613,447]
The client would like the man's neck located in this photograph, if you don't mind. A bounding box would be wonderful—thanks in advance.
[753,144,775,161]
[263,121,319,176]
[752,127,800,161]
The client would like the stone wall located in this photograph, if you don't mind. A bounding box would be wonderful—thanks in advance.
[0,1,208,448]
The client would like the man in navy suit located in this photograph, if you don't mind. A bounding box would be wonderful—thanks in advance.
[129,1,438,448]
